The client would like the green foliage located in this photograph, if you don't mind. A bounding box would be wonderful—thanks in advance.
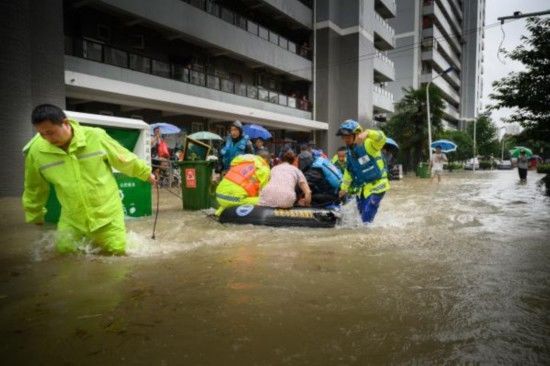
[444,162,463,171]
[479,161,494,170]
[466,114,500,157]
[489,17,550,142]
[382,86,445,171]
[436,130,473,162]
[537,164,550,174]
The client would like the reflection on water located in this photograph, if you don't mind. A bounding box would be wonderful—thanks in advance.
[0,170,549,364]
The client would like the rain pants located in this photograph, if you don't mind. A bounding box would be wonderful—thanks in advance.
[215,154,270,215]
[340,129,390,199]
[22,120,152,254]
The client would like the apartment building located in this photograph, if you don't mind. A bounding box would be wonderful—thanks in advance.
[1,0,396,195]
[387,0,485,129]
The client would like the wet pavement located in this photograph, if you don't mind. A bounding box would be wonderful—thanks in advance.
[0,170,549,364]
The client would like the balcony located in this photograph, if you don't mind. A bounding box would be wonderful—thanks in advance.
[421,49,461,88]
[375,0,397,18]
[442,100,460,121]
[96,0,312,81]
[448,0,463,20]
[373,51,395,82]
[437,0,462,36]
[421,71,460,104]
[67,37,311,115]
[373,86,395,113]
[374,13,395,50]
[423,26,461,69]
[423,2,462,53]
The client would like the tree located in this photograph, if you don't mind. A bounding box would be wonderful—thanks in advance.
[383,86,444,171]
[489,17,550,142]
[466,114,500,157]
[436,130,472,162]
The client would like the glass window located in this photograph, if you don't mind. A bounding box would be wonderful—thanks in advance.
[279,37,288,50]
[269,91,278,104]
[247,85,258,99]
[64,36,73,56]
[288,97,296,108]
[191,70,205,86]
[288,41,296,53]
[220,8,234,24]
[104,47,128,68]
[236,15,247,30]
[259,26,269,40]
[173,65,190,82]
[189,0,205,10]
[237,83,247,96]
[207,74,220,89]
[83,39,102,62]
[269,31,279,45]
[258,88,269,101]
[129,54,151,73]
[152,60,171,78]
[247,20,258,36]
[221,79,234,93]
[278,95,288,106]
[206,0,219,16]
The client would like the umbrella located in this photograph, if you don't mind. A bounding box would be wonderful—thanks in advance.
[150,122,181,135]
[431,139,457,153]
[188,131,223,141]
[384,137,399,150]
[510,146,533,158]
[243,124,272,140]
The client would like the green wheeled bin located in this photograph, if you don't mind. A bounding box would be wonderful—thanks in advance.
[178,160,216,210]
[416,162,431,178]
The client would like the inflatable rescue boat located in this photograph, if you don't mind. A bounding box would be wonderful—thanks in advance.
[218,205,340,228]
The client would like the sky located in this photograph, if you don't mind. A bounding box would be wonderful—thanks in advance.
[482,0,549,135]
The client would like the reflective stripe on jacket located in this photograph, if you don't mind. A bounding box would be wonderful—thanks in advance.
[22,120,152,232]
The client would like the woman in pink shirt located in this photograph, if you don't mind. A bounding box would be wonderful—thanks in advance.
[259,150,312,208]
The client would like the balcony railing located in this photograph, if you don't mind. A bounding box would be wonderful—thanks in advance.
[182,0,311,59]
[374,13,396,37]
[375,50,394,68]
[68,37,310,111]
[373,86,394,101]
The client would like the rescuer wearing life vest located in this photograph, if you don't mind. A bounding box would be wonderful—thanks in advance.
[22,104,156,255]
[337,119,389,223]
[215,154,270,215]
[217,120,254,173]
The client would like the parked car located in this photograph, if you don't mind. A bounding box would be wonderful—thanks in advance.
[497,160,513,170]
[464,158,479,170]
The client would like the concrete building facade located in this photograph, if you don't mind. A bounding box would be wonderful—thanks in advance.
[1,0,397,196]
[387,0,485,130]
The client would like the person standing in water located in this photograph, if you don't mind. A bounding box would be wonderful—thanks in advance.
[22,104,156,255]
[337,119,389,224]
[517,149,529,182]
[430,146,448,184]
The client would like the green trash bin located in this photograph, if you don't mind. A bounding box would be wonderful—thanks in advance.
[178,160,216,210]
[416,162,431,178]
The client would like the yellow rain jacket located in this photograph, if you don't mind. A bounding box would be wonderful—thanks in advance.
[215,154,270,215]
[22,120,152,254]
[340,129,390,198]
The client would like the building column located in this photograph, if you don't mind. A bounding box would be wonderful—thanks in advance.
[0,0,65,196]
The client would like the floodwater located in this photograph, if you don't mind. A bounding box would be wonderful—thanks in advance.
[1,170,549,365]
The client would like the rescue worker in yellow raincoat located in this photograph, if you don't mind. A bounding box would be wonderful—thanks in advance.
[22,104,156,255]
[215,153,270,215]
[337,119,390,224]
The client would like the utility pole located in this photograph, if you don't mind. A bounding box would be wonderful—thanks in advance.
[497,10,550,24]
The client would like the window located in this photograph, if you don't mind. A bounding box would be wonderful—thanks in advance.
[258,88,269,102]
[173,65,190,82]
[221,78,234,93]
[259,26,269,40]
[152,60,171,78]
[129,34,145,50]
[82,39,103,62]
[207,74,220,89]
[129,54,151,73]
[247,20,259,35]
[104,47,128,67]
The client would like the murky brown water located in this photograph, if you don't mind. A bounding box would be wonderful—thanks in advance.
[1,170,549,364]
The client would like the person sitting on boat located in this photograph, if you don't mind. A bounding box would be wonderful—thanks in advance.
[217,120,254,173]
[259,150,311,208]
[300,151,343,207]
[337,119,390,224]
[215,154,270,216]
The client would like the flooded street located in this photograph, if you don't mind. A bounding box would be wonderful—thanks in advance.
[1,170,549,364]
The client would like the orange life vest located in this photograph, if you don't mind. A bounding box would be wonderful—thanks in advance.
[225,161,260,197]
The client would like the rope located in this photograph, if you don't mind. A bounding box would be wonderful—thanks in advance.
[151,183,160,240]
[497,22,507,64]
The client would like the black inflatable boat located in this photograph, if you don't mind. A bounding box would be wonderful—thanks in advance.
[218,205,340,228]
